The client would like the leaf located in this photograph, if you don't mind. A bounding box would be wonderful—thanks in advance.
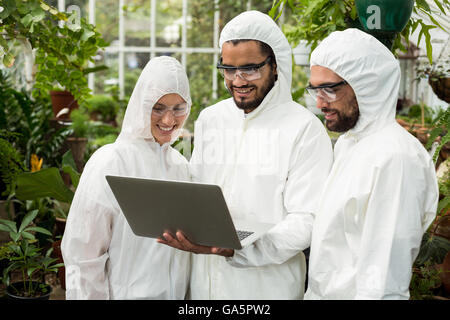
[81,29,95,42]
[62,151,80,188]
[82,65,108,75]
[10,232,20,243]
[27,267,38,277]
[432,0,446,13]
[21,231,35,241]
[19,209,39,233]
[437,196,450,214]
[15,168,74,203]
[24,226,52,236]
[416,0,431,11]
[3,52,15,68]
[0,219,17,233]
[0,224,12,233]
[268,0,283,19]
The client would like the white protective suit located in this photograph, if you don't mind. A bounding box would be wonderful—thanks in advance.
[304,29,439,300]
[61,56,192,300]
[188,11,333,300]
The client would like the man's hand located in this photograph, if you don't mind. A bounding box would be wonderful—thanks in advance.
[157,231,234,257]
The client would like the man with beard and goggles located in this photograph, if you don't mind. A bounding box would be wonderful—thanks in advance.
[304,28,439,300]
[157,11,333,299]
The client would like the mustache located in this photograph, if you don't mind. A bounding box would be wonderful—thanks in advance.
[230,85,256,89]
[321,107,338,114]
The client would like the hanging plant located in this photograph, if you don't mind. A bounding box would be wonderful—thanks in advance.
[0,0,108,105]
[270,0,449,64]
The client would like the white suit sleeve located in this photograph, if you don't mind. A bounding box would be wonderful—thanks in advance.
[61,153,119,300]
[352,154,438,300]
[228,120,333,267]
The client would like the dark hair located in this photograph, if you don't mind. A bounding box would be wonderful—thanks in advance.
[225,39,276,68]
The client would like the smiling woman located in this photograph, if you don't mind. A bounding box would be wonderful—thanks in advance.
[61,56,193,300]
[151,93,188,146]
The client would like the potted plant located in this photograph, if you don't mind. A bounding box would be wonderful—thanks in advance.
[0,133,25,244]
[0,0,108,119]
[14,151,80,291]
[84,94,120,126]
[0,209,64,300]
[67,109,91,173]
[271,0,449,64]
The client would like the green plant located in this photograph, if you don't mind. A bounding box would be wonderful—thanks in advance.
[0,0,108,105]
[270,0,449,64]
[84,94,120,123]
[0,209,63,297]
[0,70,70,168]
[14,151,79,206]
[0,132,26,198]
[410,260,443,299]
[69,109,90,138]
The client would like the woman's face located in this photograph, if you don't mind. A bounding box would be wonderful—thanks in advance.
[151,93,188,146]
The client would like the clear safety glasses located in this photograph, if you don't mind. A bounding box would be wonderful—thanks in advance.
[152,102,188,117]
[306,80,348,103]
[217,56,272,81]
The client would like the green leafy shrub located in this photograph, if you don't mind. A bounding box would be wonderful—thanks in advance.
[84,94,120,122]
[0,210,63,297]
[0,71,70,168]
[69,109,90,138]
[0,0,108,105]
[0,132,26,198]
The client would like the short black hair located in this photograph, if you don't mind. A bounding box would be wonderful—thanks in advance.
[225,39,276,68]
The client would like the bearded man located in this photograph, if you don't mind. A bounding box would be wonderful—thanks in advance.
[304,28,439,300]
[158,11,333,299]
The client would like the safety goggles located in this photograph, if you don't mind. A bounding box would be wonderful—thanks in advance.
[217,56,272,81]
[152,102,188,117]
[306,80,348,103]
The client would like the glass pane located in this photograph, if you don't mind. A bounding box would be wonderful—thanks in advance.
[187,0,215,48]
[95,51,118,95]
[124,52,183,97]
[156,0,183,47]
[65,0,89,18]
[124,0,151,47]
[124,52,148,97]
[96,0,119,45]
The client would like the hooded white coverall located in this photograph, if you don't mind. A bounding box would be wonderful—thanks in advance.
[188,11,333,300]
[61,56,192,299]
[304,29,439,300]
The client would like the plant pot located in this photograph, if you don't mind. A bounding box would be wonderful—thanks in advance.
[55,217,67,236]
[441,252,450,295]
[440,142,450,161]
[429,76,450,103]
[50,90,79,120]
[66,137,88,173]
[355,0,414,50]
[51,239,66,290]
[6,281,52,300]
[396,118,411,131]
[434,215,450,242]
[412,126,429,145]
[0,200,14,244]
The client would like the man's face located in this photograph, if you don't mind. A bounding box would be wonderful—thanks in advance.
[221,41,277,113]
[309,66,359,132]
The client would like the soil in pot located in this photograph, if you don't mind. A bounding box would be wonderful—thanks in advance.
[6,281,52,300]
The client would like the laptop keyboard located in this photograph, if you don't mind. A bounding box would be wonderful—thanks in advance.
[236,230,254,241]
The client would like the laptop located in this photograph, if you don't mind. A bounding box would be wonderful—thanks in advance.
[105,175,274,250]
